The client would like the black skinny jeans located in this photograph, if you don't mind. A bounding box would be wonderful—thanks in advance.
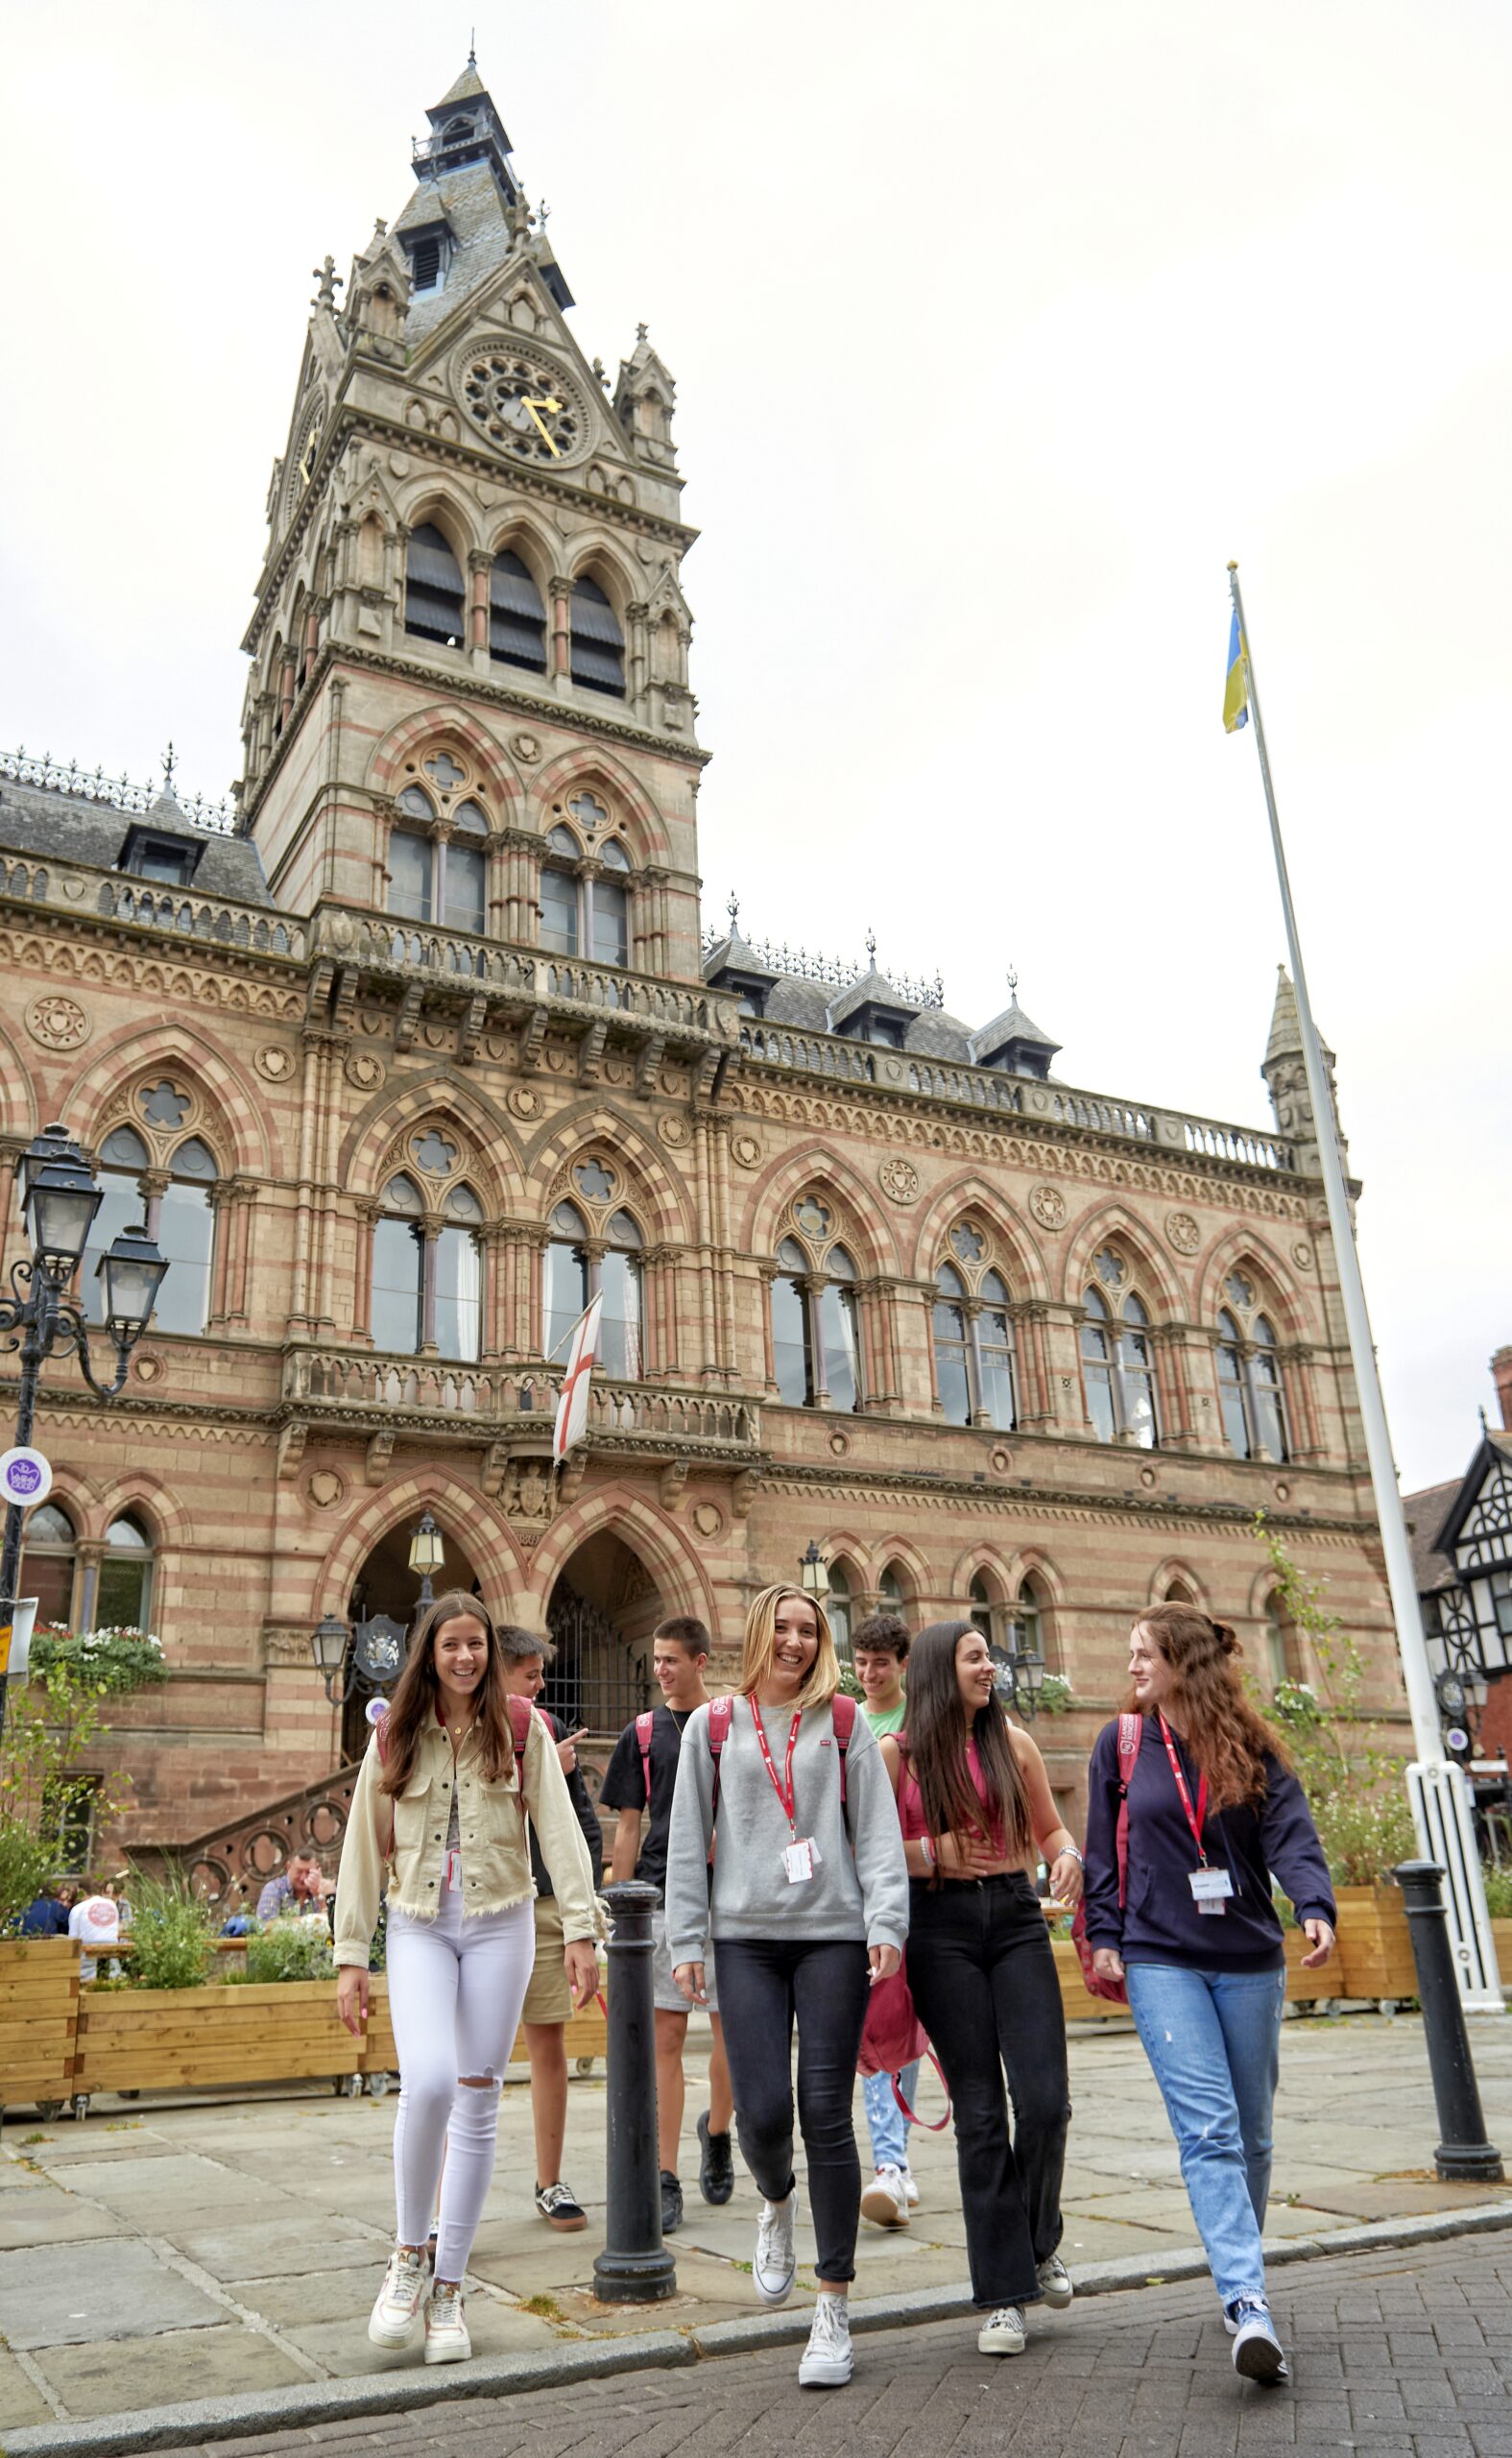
[714,1936,871,2284]
[904,1871,1071,2309]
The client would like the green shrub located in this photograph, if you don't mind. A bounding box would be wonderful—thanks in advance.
[245,1918,334,1983]
[1038,1674,1074,1716]
[29,1627,167,1696]
[122,1871,215,1989]
[1480,1862,1512,1919]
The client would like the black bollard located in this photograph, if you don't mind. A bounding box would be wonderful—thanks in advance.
[1394,1861,1504,2183]
[592,1880,677,2302]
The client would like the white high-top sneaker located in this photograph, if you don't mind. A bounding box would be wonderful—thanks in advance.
[799,2290,854,2387]
[753,2186,800,2303]
[367,2247,427,2348]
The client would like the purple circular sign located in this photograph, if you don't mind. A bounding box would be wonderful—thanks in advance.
[5,1460,41,1499]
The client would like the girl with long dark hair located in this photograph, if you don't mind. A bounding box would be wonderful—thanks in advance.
[878,1619,1083,2358]
[334,1592,599,2366]
[1083,1603,1336,2387]
[665,1582,909,2391]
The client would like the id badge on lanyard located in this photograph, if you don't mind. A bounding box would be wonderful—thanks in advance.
[751,1699,821,1884]
[1158,1714,1234,1916]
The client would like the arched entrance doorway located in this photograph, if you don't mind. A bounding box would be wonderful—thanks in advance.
[340,1515,481,1765]
[545,1530,661,1737]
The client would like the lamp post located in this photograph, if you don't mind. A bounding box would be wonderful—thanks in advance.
[989,1625,1046,1721]
[310,1610,409,1707]
[799,1539,826,1601]
[0,1124,167,1744]
[407,1511,446,1610]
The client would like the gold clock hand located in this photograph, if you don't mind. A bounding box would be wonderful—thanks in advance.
[522,397,564,455]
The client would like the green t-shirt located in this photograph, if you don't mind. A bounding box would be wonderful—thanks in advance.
[862,1699,907,1739]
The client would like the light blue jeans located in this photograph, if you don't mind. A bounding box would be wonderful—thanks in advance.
[1125,1962,1285,2310]
[861,2061,919,2173]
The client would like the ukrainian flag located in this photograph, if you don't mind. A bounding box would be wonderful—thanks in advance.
[1223,606,1249,733]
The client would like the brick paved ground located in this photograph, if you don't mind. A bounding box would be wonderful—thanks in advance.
[165,2230,1512,2457]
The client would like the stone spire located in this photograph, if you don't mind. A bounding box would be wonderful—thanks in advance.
[1261,963,1345,1176]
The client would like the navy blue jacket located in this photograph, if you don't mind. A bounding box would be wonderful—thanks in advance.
[1084,1715,1335,1974]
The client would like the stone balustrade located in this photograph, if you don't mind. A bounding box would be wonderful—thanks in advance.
[282,1345,760,1451]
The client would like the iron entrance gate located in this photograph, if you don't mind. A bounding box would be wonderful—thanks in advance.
[544,1584,652,1734]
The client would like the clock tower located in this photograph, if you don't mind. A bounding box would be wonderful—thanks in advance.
[239,54,705,983]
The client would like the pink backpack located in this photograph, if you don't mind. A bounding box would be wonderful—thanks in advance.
[1071,1713,1142,2002]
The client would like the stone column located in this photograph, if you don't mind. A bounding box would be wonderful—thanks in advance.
[549,573,572,689]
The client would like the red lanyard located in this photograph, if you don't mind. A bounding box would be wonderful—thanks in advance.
[1158,1713,1210,1864]
[749,1698,803,1836]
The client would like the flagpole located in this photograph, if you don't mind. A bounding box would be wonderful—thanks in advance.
[1228,563,1500,2008]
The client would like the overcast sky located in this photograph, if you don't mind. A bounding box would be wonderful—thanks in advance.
[4,4,1506,1492]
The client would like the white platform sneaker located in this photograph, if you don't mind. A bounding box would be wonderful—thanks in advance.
[754,2186,801,2304]
[799,2290,854,2387]
[423,2279,472,2364]
[367,2247,426,2348]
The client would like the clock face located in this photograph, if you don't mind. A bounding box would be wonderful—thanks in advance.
[461,352,583,463]
[297,417,321,488]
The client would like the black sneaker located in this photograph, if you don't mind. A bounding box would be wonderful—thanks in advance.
[660,2169,684,2233]
[698,2109,734,2205]
[535,2181,587,2232]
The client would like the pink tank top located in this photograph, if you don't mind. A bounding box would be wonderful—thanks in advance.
[898,1739,1003,1848]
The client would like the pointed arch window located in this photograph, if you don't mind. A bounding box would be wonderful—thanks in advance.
[570,573,625,696]
[1081,1262,1159,1447]
[1010,1572,1047,1671]
[770,1211,864,1411]
[82,1122,215,1337]
[878,1564,906,1609]
[544,1199,642,1379]
[490,549,547,672]
[539,827,634,970]
[98,1513,155,1632]
[21,1501,77,1628]
[388,785,488,936]
[1216,1276,1290,1463]
[404,522,466,645]
[827,1561,853,1663]
[930,1235,1018,1431]
[372,1173,483,1360]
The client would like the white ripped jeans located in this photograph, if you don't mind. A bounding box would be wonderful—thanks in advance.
[386,1887,536,2279]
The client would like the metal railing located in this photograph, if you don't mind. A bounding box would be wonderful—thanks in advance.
[1,747,237,834]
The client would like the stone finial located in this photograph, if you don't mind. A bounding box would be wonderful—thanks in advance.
[728,891,739,928]
[636,321,649,343]
[312,254,342,309]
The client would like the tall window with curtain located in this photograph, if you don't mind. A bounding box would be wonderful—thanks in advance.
[569,572,625,695]
[97,1514,155,1630]
[388,783,489,937]
[489,548,547,672]
[372,1173,483,1360]
[1215,1271,1290,1463]
[538,824,634,969]
[928,1219,1018,1429]
[82,1113,216,1337]
[767,1197,865,1410]
[404,522,466,645]
[21,1502,77,1627]
[1079,1247,1159,1447]
[543,1163,645,1380]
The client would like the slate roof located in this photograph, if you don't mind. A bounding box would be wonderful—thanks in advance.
[972,995,1061,1065]
[399,158,516,346]
[436,60,488,108]
[827,966,917,1032]
[1404,1477,1463,1598]
[0,783,273,906]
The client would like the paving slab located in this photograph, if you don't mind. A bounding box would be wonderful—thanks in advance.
[223,2265,380,2329]
[0,2350,55,2429]
[164,2214,382,2282]
[0,2238,224,2348]
[0,2197,127,2251]
[27,2321,312,2419]
[280,2298,561,2374]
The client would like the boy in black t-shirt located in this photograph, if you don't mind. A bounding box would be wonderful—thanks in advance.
[600,1616,735,2234]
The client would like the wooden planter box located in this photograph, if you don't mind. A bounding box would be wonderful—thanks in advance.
[358,1977,609,2077]
[1490,1916,1512,1988]
[1335,1882,1417,2001]
[75,1979,363,2095]
[0,1938,77,2110]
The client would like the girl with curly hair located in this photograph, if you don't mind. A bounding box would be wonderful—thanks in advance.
[1083,1603,1336,2388]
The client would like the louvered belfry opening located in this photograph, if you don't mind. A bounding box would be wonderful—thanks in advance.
[569,573,625,696]
[410,234,441,291]
[490,550,547,672]
[404,522,466,644]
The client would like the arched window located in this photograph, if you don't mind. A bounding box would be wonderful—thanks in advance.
[538,826,634,970]
[97,1513,154,1631]
[1216,1272,1290,1463]
[404,522,466,645]
[969,1571,1008,1658]
[569,573,625,695]
[83,1121,215,1337]
[929,1223,1018,1429]
[490,549,547,673]
[372,1174,483,1361]
[1009,1572,1047,1670]
[827,1561,852,1663]
[879,1564,905,1609]
[388,785,489,936]
[21,1501,77,1627]
[768,1200,864,1411]
[1080,1249,1158,1447]
[543,1187,643,1380]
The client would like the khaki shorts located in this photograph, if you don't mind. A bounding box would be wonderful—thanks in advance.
[652,1903,719,2015]
[521,1895,571,2026]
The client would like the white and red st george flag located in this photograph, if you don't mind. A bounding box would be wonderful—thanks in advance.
[552,1290,605,1464]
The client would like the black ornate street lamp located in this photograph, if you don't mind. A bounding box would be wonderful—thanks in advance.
[408,1510,446,1610]
[0,1124,167,1742]
[310,1609,410,1708]
[989,1625,1046,1721]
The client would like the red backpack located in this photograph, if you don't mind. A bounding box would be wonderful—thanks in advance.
[1071,1712,1142,2002]
[706,1691,857,1823]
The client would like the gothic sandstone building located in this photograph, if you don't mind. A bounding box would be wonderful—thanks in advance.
[1,61,1405,1860]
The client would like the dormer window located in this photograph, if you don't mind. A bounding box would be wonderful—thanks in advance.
[121,830,200,888]
[410,235,442,292]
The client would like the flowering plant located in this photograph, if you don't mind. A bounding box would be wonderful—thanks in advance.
[28,1627,167,1696]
